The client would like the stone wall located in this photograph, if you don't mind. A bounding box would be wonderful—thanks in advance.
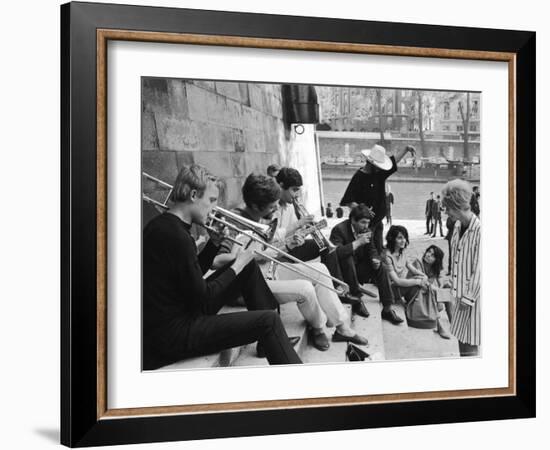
[142,79,321,215]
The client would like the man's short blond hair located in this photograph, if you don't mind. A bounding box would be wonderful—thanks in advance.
[441,179,472,212]
[171,164,217,203]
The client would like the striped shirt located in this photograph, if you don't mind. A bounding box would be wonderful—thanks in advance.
[449,214,481,345]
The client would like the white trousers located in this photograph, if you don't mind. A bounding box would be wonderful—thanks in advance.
[272,262,349,328]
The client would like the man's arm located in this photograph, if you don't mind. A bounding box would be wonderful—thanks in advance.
[387,145,416,165]
[329,225,355,259]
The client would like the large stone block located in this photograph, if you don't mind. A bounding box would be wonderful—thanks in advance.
[238,83,250,106]
[230,152,246,178]
[224,99,243,129]
[244,129,266,153]
[175,151,195,169]
[192,151,232,178]
[233,128,245,153]
[142,78,169,114]
[241,106,259,130]
[155,116,200,152]
[244,153,270,175]
[142,151,179,187]
[198,123,235,152]
[141,110,159,151]
[192,79,216,91]
[166,80,189,118]
[186,83,211,123]
[215,81,243,102]
[248,84,265,112]
[221,177,244,209]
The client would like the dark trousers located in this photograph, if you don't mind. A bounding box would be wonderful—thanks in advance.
[355,257,395,308]
[372,220,384,255]
[144,261,302,369]
[458,341,479,357]
[426,215,433,234]
[432,217,443,236]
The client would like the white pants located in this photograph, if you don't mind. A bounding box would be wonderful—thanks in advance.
[273,262,349,328]
[266,279,326,329]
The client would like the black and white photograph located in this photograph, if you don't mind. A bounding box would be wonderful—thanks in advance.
[141,78,482,371]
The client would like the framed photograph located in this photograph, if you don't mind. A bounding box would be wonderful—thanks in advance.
[61,1,535,447]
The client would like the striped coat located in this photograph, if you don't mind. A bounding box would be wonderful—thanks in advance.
[449,214,481,345]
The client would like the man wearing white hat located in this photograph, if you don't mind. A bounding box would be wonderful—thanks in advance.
[340,144,415,253]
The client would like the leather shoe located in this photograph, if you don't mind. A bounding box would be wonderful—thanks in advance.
[308,329,330,351]
[257,335,300,358]
[339,293,362,304]
[352,301,370,318]
[381,308,404,325]
[332,330,369,346]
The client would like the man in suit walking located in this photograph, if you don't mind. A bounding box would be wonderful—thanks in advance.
[424,192,435,235]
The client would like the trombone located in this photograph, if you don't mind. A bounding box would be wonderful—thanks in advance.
[141,172,350,296]
[206,206,350,296]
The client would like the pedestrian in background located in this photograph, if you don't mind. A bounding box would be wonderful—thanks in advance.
[431,194,444,237]
[385,184,394,226]
[424,192,435,235]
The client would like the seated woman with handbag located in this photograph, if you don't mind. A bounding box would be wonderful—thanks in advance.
[382,226,452,338]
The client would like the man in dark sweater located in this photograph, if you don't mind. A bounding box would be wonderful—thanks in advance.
[329,204,404,325]
[340,144,415,253]
[142,164,302,370]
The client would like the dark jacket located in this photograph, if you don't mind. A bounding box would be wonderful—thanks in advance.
[329,219,379,267]
[431,200,442,219]
[339,156,397,224]
[425,198,434,217]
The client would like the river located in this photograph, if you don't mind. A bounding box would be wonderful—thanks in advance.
[321,179,448,220]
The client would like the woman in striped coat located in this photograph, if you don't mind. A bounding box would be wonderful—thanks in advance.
[441,180,481,357]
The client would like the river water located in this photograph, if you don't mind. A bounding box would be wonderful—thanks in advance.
[322,179,448,220]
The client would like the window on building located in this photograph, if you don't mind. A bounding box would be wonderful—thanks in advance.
[470,124,478,132]
[457,125,464,132]
[443,102,450,119]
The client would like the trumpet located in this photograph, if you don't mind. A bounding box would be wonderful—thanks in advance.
[205,206,349,296]
[292,198,335,252]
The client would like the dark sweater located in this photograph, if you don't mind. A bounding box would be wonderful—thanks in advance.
[142,213,236,339]
[339,156,397,224]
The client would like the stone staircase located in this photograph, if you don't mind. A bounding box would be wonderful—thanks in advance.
[153,283,458,372]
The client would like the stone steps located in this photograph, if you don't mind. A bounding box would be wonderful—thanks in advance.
[298,304,352,364]
[381,302,459,361]
[350,286,386,362]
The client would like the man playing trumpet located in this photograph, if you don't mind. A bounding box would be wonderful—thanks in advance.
[274,167,372,318]
[212,173,368,348]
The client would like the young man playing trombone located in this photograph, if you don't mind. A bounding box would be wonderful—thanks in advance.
[142,164,302,369]
[212,173,368,348]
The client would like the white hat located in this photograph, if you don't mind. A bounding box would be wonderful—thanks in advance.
[361,144,393,171]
